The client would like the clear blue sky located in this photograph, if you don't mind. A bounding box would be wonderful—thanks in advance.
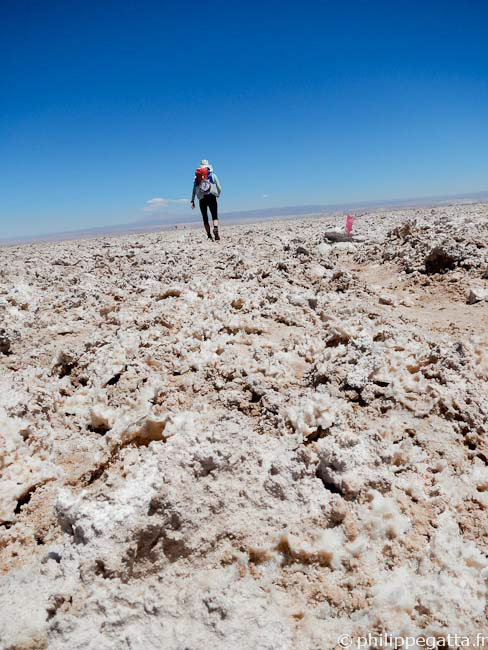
[1,0,487,237]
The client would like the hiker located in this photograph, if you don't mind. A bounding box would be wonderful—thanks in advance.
[191,159,222,241]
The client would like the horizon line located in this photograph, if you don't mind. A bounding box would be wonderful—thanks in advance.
[2,188,488,246]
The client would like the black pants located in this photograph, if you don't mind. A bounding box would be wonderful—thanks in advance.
[199,194,218,224]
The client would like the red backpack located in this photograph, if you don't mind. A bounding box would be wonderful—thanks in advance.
[196,167,212,194]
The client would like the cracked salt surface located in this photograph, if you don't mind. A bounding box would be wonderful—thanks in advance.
[0,203,488,649]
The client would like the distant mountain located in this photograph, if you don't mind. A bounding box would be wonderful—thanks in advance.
[138,190,488,226]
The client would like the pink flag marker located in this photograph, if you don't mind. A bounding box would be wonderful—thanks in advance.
[345,214,355,236]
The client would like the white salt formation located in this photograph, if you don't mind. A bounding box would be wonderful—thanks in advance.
[0,203,488,649]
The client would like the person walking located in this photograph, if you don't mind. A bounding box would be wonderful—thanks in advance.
[191,159,222,241]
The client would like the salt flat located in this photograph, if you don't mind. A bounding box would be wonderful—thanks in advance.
[1,204,488,649]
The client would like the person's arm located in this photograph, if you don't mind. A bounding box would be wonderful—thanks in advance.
[214,173,222,196]
[191,179,197,206]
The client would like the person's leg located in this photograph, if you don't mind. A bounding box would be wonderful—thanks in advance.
[208,195,220,240]
[199,197,213,239]
[208,195,218,227]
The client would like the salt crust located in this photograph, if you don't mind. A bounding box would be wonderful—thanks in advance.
[0,204,487,649]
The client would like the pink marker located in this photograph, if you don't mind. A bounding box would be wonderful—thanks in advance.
[345,214,355,235]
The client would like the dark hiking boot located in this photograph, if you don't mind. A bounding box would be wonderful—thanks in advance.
[213,227,220,241]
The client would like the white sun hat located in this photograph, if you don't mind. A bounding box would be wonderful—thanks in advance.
[200,159,210,167]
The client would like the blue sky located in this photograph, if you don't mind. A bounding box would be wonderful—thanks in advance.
[1,0,487,237]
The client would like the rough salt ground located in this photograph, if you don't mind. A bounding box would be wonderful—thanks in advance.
[0,203,488,649]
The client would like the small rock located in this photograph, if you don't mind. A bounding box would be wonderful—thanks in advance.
[467,288,488,304]
[0,329,11,355]
[334,242,357,253]
[329,498,347,524]
[307,264,326,280]
[379,294,396,306]
[317,243,332,257]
